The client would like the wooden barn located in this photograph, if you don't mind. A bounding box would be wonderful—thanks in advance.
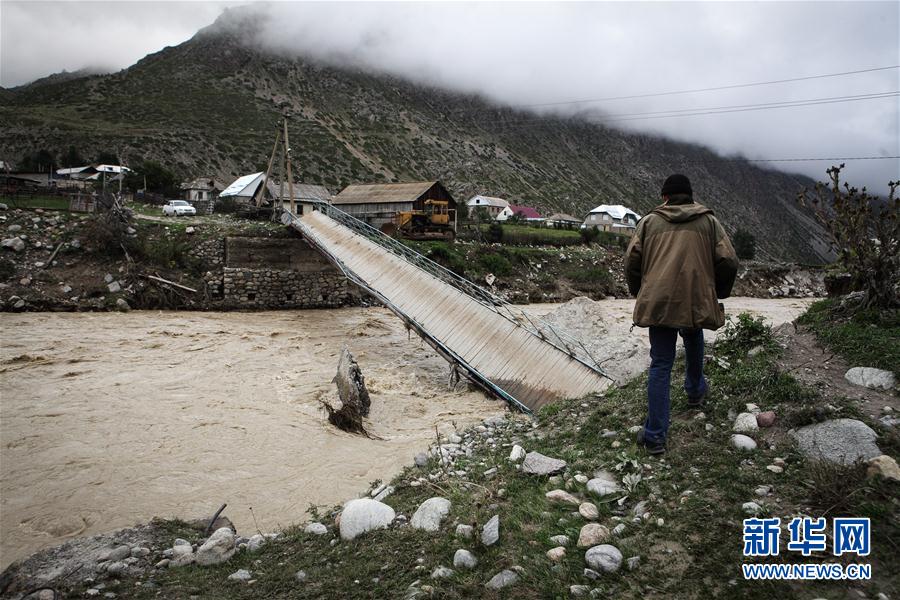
[331,181,457,231]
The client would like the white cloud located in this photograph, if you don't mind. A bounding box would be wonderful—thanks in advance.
[2,1,898,189]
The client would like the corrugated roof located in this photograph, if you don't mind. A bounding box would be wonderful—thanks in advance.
[332,181,437,205]
[220,172,264,198]
[587,204,641,220]
[56,165,94,175]
[265,181,332,201]
[467,195,509,208]
[181,177,225,191]
[95,164,131,174]
[547,213,581,222]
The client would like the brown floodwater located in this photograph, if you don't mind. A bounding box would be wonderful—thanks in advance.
[0,308,503,568]
[0,298,811,568]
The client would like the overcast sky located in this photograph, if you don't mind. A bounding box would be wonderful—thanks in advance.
[2,1,898,189]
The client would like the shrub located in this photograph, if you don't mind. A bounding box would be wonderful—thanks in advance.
[798,166,899,309]
[478,252,513,276]
[485,222,504,243]
[579,227,600,245]
[733,228,756,260]
[425,243,467,275]
[715,313,773,357]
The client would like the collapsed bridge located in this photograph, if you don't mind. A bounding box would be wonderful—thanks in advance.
[282,204,609,412]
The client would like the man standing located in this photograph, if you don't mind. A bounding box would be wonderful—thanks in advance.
[625,174,739,455]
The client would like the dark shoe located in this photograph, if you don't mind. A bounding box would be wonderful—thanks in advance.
[686,394,707,409]
[686,383,708,409]
[636,429,666,455]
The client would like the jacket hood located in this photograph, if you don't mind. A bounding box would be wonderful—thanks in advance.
[650,202,714,223]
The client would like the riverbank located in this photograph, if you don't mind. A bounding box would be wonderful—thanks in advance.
[0,205,827,314]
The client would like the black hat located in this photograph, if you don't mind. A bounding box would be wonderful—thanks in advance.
[661,174,692,197]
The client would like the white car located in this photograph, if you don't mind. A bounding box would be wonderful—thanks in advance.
[162,200,197,217]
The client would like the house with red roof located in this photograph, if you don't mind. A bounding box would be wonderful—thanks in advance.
[507,204,544,223]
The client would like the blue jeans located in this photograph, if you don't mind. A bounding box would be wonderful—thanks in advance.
[643,326,708,444]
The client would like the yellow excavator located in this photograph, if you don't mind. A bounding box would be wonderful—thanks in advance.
[394,200,456,240]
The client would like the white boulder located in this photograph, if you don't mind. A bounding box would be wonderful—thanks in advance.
[339,498,395,541]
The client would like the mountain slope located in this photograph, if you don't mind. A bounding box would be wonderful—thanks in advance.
[0,18,832,263]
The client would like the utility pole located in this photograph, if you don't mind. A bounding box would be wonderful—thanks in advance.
[283,117,295,215]
[257,126,282,208]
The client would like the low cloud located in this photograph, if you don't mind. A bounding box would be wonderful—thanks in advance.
[3,1,898,189]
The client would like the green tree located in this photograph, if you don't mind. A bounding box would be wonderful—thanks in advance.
[18,148,56,172]
[472,207,492,224]
[95,151,120,165]
[124,160,179,196]
[733,228,757,260]
[59,145,85,168]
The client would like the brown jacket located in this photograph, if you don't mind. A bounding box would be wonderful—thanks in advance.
[624,202,738,330]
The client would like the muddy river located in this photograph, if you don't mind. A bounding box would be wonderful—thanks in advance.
[0,298,811,567]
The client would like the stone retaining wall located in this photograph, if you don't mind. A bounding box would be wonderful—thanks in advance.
[189,235,357,309]
[221,268,352,309]
[190,238,225,268]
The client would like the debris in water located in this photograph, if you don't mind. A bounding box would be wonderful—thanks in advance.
[323,347,371,435]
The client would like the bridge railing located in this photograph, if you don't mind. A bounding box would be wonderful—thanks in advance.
[284,202,610,380]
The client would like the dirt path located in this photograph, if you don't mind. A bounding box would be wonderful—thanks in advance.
[775,323,899,420]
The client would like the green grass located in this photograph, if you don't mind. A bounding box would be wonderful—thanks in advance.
[0,194,71,210]
[473,222,583,247]
[563,266,613,285]
[798,299,900,377]
[62,312,897,599]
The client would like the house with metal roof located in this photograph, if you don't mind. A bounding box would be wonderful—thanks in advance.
[583,204,641,233]
[508,204,544,223]
[331,181,457,231]
[220,172,266,203]
[466,195,509,219]
[545,212,582,228]
[264,181,331,203]
[221,172,331,210]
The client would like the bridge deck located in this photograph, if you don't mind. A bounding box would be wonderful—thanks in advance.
[289,209,608,411]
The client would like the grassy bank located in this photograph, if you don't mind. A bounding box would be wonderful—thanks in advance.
[63,314,897,599]
[798,299,900,377]
[407,240,624,301]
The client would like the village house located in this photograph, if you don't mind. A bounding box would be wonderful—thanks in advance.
[545,213,582,229]
[220,172,267,205]
[181,177,225,202]
[583,204,641,233]
[54,164,131,191]
[495,205,514,221]
[466,195,509,219]
[264,181,331,205]
[508,204,544,224]
[219,172,330,212]
[331,181,457,231]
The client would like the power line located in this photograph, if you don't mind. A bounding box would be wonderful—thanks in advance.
[480,91,899,129]
[726,156,900,163]
[602,91,898,120]
[451,64,900,113]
